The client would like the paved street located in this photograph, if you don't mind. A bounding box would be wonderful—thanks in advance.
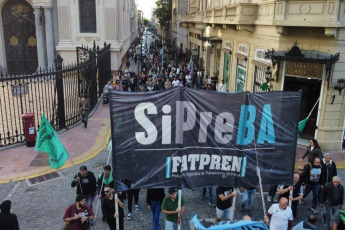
[0,30,344,230]
[0,142,343,230]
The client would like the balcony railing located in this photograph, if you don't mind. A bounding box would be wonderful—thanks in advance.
[180,0,345,32]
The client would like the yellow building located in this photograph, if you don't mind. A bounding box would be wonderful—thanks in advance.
[180,0,345,151]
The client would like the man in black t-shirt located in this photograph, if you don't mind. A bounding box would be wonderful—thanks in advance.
[215,186,237,223]
[101,185,125,230]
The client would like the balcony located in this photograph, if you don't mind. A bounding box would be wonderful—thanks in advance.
[180,0,345,35]
[204,4,258,25]
[274,0,345,27]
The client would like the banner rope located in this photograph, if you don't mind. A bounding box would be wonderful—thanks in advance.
[247,93,267,216]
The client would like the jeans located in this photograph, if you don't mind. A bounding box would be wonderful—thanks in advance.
[303,183,320,209]
[241,188,255,210]
[150,200,161,230]
[127,189,140,213]
[85,194,93,208]
[325,204,338,229]
[165,220,177,230]
[201,187,214,204]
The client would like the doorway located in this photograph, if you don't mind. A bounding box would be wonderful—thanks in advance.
[2,0,38,73]
[283,76,321,140]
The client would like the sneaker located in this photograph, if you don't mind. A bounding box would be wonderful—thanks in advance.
[127,212,132,220]
[135,204,139,211]
[200,197,205,201]
[267,196,272,202]
[273,197,278,203]
[310,208,318,214]
[208,202,216,207]
[322,213,326,224]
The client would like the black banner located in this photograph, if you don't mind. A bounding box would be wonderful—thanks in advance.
[110,87,301,191]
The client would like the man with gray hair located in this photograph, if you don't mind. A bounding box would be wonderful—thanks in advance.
[320,176,344,230]
[321,153,337,186]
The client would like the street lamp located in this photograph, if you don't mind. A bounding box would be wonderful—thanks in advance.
[335,78,345,95]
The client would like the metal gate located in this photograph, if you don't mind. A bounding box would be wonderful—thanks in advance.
[2,0,38,73]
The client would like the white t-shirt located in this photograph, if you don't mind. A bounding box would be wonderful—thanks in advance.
[172,80,180,87]
[268,203,293,230]
[218,83,226,92]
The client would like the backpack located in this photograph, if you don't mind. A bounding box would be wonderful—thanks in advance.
[309,163,321,183]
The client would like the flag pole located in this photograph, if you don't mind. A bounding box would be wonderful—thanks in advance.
[230,189,237,221]
[177,188,182,230]
[115,193,120,229]
[94,140,112,222]
[39,112,83,194]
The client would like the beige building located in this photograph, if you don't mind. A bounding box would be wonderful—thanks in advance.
[0,0,139,72]
[181,0,345,151]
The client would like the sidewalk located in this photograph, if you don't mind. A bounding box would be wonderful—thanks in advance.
[0,102,111,183]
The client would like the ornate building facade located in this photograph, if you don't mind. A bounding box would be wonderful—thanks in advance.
[181,0,345,151]
[0,0,139,72]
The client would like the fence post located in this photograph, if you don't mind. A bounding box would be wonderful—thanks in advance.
[55,55,66,129]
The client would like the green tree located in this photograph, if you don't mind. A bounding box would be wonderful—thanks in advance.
[143,17,150,26]
[153,0,172,28]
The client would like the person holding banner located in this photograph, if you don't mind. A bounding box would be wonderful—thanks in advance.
[278,173,304,219]
[266,197,293,230]
[97,165,115,198]
[215,186,237,223]
[161,187,185,230]
[101,185,125,230]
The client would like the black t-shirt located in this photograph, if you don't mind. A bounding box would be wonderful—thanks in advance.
[216,186,234,210]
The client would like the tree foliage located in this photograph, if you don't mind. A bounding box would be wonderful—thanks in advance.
[143,17,150,26]
[153,0,172,28]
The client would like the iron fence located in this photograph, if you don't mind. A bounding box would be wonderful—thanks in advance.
[0,43,111,146]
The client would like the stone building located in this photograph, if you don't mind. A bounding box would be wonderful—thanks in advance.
[180,0,345,151]
[0,0,139,73]
[171,0,188,51]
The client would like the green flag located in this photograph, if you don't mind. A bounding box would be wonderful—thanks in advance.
[297,117,309,138]
[35,114,69,169]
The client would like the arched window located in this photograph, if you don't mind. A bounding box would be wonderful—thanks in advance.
[79,0,96,33]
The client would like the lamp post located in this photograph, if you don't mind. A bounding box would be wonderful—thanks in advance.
[135,38,143,91]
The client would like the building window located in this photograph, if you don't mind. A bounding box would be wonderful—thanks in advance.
[253,66,266,92]
[236,58,247,92]
[253,49,271,92]
[79,0,97,33]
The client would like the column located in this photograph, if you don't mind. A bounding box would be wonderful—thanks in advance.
[34,7,47,68]
[44,8,55,68]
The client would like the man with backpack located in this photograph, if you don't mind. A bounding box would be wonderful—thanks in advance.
[299,156,324,214]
